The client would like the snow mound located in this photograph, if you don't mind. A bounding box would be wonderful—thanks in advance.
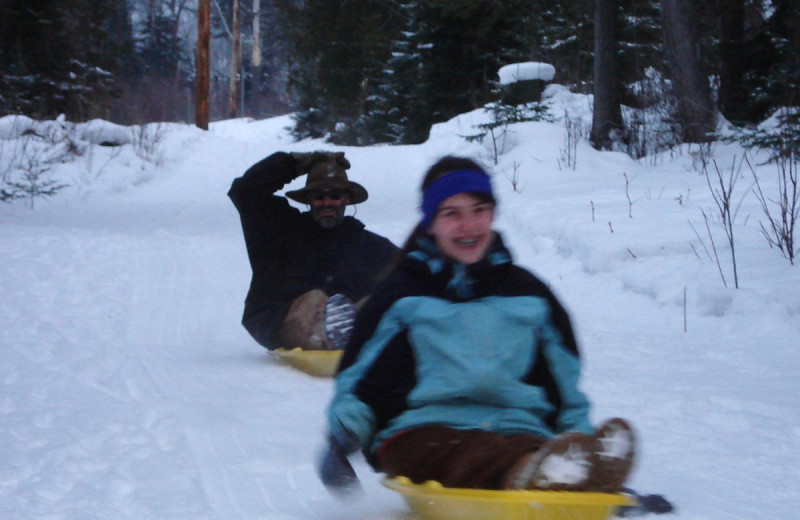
[498,62,556,85]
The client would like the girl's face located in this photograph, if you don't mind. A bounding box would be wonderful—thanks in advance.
[428,192,494,265]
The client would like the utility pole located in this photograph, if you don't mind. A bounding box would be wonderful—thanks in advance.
[196,0,211,130]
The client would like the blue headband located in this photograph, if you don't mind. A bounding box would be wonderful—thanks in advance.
[420,169,494,228]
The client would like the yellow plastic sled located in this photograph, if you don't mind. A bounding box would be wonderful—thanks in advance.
[271,347,343,377]
[383,476,633,520]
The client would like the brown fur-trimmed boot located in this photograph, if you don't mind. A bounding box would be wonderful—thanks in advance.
[586,418,636,492]
[278,289,330,350]
[503,432,597,491]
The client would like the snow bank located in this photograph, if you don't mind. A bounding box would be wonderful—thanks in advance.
[498,62,556,85]
[0,115,132,145]
[78,119,132,145]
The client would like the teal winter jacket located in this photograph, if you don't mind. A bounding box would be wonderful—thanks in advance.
[327,232,592,467]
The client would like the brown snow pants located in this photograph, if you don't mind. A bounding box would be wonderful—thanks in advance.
[377,426,548,490]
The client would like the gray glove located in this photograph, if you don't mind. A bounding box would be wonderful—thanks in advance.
[318,436,362,499]
[317,420,362,499]
[290,151,350,176]
[323,294,356,350]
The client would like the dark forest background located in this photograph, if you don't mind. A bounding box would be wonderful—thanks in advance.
[1,0,798,150]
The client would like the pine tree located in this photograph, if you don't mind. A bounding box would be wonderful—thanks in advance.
[364,0,535,145]
[756,0,799,116]
[0,0,133,120]
[251,1,293,116]
[526,0,594,91]
[616,0,664,106]
[0,1,76,117]
[112,0,195,123]
[276,0,393,142]
[414,1,531,126]
[360,1,429,144]
[138,13,184,77]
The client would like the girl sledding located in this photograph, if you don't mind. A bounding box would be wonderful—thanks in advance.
[317,156,644,519]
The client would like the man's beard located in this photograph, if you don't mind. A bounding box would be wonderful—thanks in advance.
[311,205,346,228]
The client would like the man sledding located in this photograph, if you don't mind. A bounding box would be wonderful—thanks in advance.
[228,151,397,352]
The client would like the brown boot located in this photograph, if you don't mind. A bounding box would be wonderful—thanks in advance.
[586,418,636,492]
[503,432,596,491]
[278,290,330,350]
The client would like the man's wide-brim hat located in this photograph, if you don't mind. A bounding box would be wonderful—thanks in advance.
[286,159,368,205]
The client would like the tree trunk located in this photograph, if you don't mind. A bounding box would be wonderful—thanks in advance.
[718,0,747,122]
[590,0,625,150]
[252,0,261,68]
[228,0,242,118]
[196,0,210,130]
[250,0,262,116]
[661,0,716,142]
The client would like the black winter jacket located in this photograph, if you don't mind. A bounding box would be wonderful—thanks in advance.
[228,152,397,348]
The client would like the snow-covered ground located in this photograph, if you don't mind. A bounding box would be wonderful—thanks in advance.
[2,88,799,520]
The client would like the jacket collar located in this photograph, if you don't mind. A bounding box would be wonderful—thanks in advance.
[407,232,512,300]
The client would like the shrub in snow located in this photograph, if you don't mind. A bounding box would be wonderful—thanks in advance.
[463,101,553,165]
[130,123,165,166]
[1,116,166,206]
[734,108,799,265]
[1,139,68,207]
[621,68,683,161]
[559,111,585,171]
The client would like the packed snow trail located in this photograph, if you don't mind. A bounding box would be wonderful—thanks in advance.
[0,196,407,520]
[2,110,799,519]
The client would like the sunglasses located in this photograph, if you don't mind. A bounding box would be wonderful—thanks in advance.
[310,189,347,201]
